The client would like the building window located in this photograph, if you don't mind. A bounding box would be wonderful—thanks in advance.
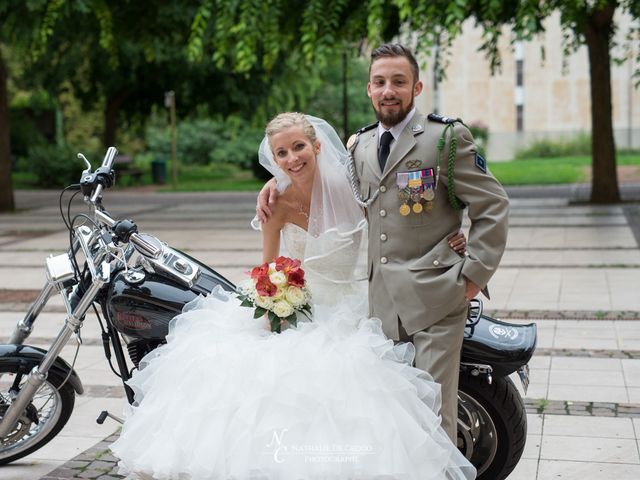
[516,105,524,132]
[516,59,523,87]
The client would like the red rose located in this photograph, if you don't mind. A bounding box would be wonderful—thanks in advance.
[250,263,269,280]
[256,275,277,297]
[287,268,305,288]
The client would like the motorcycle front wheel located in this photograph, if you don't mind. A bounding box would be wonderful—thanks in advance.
[0,364,75,465]
[457,373,527,480]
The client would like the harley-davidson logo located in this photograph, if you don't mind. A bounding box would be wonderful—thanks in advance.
[489,324,519,340]
[116,312,151,330]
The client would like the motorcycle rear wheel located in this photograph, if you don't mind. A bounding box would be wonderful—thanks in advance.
[0,365,75,465]
[457,373,527,480]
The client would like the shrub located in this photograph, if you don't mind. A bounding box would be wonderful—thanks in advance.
[516,132,592,159]
[145,116,263,169]
[19,143,87,188]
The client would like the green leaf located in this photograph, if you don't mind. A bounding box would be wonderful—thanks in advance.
[268,311,281,333]
[286,313,297,327]
[253,306,267,318]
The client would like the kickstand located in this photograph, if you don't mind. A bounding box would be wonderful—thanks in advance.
[97,410,124,425]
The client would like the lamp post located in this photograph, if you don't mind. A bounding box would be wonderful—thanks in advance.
[164,91,177,189]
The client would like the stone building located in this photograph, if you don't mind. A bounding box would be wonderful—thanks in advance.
[414,11,639,160]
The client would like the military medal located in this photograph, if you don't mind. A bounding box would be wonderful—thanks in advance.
[397,168,438,216]
[422,188,435,201]
[396,172,411,216]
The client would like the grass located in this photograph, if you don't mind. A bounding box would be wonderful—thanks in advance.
[157,164,264,192]
[12,153,640,190]
[489,153,640,186]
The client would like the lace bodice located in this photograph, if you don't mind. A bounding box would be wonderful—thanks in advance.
[281,223,367,311]
[281,223,307,261]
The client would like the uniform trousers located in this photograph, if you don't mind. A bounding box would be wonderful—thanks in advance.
[397,299,468,443]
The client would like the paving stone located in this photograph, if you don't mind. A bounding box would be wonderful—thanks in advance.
[41,468,81,479]
[77,470,105,479]
[88,461,116,471]
[63,460,91,469]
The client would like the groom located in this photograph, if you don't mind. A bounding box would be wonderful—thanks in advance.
[258,43,509,442]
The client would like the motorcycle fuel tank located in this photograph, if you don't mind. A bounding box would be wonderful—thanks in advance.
[106,250,236,340]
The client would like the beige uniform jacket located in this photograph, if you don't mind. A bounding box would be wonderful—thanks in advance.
[352,112,509,340]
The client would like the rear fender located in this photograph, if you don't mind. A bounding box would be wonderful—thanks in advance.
[461,315,537,377]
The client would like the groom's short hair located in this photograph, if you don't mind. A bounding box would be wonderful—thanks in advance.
[370,44,420,85]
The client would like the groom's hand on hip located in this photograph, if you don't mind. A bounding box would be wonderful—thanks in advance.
[257,178,279,223]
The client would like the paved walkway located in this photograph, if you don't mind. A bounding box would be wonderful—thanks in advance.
[1,187,639,479]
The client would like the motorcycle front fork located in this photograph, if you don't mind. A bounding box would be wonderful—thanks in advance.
[8,282,55,346]
[0,241,104,438]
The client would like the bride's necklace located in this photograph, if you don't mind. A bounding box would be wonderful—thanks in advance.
[290,186,310,219]
[295,199,309,219]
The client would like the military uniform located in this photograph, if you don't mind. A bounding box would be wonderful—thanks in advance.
[349,111,509,440]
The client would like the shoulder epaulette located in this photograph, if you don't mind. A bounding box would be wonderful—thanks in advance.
[356,122,378,134]
[427,113,461,125]
[347,121,378,151]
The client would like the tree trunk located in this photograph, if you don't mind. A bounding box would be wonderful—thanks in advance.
[342,48,349,144]
[0,51,15,212]
[585,2,619,203]
[103,89,131,148]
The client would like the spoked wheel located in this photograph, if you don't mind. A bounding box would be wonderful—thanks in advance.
[0,365,75,465]
[457,374,527,479]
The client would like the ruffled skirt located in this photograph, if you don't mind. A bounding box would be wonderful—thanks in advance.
[110,289,475,480]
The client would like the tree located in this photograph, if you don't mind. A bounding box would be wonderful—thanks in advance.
[188,0,638,204]
[0,48,13,211]
[0,1,88,212]
[419,0,638,203]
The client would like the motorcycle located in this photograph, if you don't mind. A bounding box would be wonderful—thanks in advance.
[0,148,536,479]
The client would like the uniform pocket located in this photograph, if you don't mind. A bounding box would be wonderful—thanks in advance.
[408,236,465,271]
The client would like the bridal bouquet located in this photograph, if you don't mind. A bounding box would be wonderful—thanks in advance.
[238,256,312,333]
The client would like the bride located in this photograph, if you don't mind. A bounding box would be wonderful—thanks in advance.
[110,113,476,480]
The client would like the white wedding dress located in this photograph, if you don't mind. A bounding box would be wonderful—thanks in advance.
[110,223,476,480]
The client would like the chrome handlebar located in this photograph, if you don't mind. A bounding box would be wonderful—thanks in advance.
[93,210,162,259]
[101,146,118,170]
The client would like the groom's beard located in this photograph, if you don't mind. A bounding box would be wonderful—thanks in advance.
[371,97,414,127]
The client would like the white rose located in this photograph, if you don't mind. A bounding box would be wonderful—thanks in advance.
[272,300,294,318]
[271,287,285,300]
[284,286,306,308]
[269,271,287,287]
[255,295,274,310]
[268,262,276,274]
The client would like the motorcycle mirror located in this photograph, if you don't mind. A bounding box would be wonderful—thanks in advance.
[78,153,92,173]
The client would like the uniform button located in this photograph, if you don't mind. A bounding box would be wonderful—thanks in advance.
[433,260,440,266]
[380,185,387,193]
[380,209,387,217]
[380,233,387,241]
[380,257,388,264]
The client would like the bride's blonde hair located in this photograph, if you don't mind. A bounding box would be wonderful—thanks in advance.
[265,112,317,146]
